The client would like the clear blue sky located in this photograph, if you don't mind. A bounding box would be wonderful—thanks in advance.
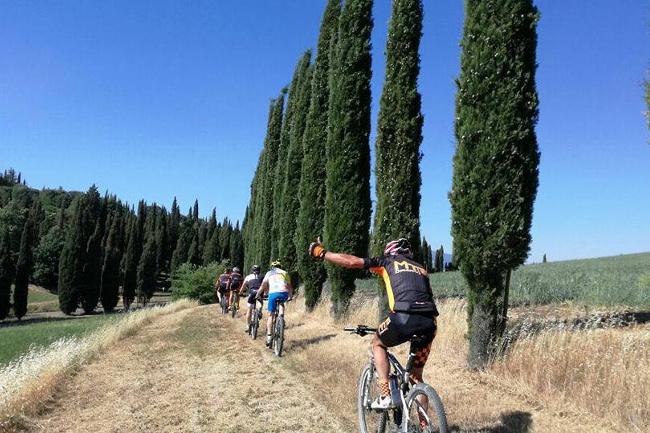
[1,1,648,262]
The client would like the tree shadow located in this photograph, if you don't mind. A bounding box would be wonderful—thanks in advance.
[448,411,533,433]
[285,333,337,351]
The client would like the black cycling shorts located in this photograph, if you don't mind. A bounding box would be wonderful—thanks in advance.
[377,312,437,369]
[247,290,258,305]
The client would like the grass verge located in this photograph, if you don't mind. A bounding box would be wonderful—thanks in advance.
[0,315,117,365]
[0,299,196,430]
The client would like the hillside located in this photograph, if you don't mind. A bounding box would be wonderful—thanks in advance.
[424,252,650,307]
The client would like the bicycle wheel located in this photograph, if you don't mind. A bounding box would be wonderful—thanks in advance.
[405,383,448,433]
[357,364,387,433]
[274,315,285,357]
[251,309,259,340]
[231,294,238,318]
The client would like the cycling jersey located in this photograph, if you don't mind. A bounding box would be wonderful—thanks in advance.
[230,272,243,291]
[262,267,290,294]
[364,254,438,315]
[243,273,263,293]
[216,273,230,292]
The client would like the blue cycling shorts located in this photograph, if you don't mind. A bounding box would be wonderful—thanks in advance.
[267,292,289,313]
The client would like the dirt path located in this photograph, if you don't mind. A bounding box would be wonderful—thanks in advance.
[26,305,346,433]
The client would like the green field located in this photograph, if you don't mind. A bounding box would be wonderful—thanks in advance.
[357,252,650,307]
[0,315,118,365]
[26,286,58,303]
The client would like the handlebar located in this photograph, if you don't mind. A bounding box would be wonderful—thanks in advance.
[343,325,377,337]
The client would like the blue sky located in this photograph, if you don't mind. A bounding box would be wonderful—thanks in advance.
[1,1,648,262]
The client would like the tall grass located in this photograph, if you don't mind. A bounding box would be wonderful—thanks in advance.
[425,252,650,307]
[0,299,196,430]
[284,293,649,432]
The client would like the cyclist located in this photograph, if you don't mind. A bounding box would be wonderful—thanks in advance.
[240,265,263,332]
[256,260,293,347]
[228,266,244,312]
[215,267,232,309]
[309,238,438,410]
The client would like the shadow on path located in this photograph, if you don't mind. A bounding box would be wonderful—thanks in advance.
[285,333,337,351]
[449,411,533,433]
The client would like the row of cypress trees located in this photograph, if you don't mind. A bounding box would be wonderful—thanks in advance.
[0,182,243,318]
[244,0,541,371]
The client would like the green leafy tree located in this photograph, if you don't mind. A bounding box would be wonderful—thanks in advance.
[0,228,13,320]
[372,0,423,317]
[451,0,540,368]
[296,0,341,311]
[323,0,373,318]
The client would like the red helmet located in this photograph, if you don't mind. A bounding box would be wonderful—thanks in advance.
[384,238,411,257]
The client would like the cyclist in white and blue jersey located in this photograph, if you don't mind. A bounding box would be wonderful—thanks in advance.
[256,260,293,347]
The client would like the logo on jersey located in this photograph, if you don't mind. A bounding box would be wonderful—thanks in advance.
[393,261,427,277]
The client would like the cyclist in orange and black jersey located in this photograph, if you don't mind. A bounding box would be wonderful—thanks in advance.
[309,237,438,410]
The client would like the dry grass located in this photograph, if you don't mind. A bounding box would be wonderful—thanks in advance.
[281,293,648,432]
[491,323,650,432]
[0,299,196,430]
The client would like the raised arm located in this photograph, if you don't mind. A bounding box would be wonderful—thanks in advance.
[309,239,365,269]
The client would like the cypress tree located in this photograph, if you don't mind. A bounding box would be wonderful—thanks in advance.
[421,237,430,271]
[156,207,168,274]
[273,52,312,261]
[437,245,445,272]
[203,224,221,265]
[542,253,547,264]
[82,218,103,313]
[136,214,157,305]
[323,0,373,318]
[426,242,433,273]
[168,197,181,264]
[122,217,138,309]
[218,218,232,261]
[372,0,423,317]
[451,0,540,368]
[257,94,285,268]
[229,222,244,269]
[187,223,201,266]
[58,199,85,314]
[101,211,121,312]
[0,228,13,320]
[14,215,35,319]
[279,58,313,284]
[296,0,341,311]
[170,220,191,273]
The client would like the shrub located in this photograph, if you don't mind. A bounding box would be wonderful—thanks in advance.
[171,261,226,304]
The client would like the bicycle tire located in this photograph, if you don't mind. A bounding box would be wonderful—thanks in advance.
[357,364,387,433]
[405,383,448,433]
[231,294,238,318]
[251,309,259,340]
[274,315,285,357]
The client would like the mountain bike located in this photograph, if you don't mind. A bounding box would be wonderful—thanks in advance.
[268,298,290,357]
[219,292,228,315]
[249,299,263,340]
[230,291,239,318]
[344,325,448,433]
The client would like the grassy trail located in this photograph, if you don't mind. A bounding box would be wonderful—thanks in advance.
[23,305,346,433]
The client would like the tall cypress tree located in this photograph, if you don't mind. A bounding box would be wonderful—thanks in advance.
[0,228,13,320]
[258,94,285,268]
[187,223,201,266]
[323,0,373,318]
[372,0,424,317]
[168,197,181,264]
[13,212,36,319]
[136,214,158,305]
[156,207,168,274]
[101,211,121,313]
[58,199,85,314]
[273,53,312,261]
[122,216,138,309]
[296,0,341,311]
[279,57,313,283]
[451,0,540,368]
[229,222,244,269]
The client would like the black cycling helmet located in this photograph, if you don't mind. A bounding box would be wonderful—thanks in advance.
[384,238,412,257]
[233,267,240,274]
[251,265,260,274]
[226,267,233,273]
